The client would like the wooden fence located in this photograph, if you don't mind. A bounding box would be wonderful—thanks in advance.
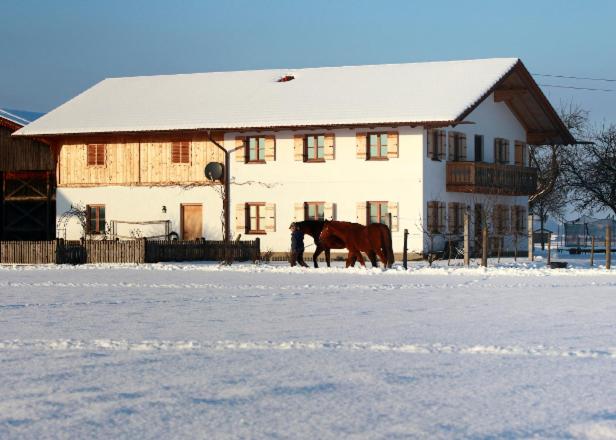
[0,238,260,265]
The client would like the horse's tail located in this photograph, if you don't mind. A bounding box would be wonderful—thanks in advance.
[382,225,395,268]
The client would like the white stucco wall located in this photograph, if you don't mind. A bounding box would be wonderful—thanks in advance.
[57,186,223,241]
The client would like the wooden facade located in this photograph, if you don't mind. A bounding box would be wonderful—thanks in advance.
[446,162,537,196]
[0,125,55,240]
[56,135,225,187]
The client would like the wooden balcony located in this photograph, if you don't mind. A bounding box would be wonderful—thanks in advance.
[446,162,537,196]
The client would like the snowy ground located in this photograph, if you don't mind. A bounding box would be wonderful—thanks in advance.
[1,254,616,439]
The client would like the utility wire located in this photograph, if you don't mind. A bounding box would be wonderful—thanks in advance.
[537,83,614,92]
[533,73,616,83]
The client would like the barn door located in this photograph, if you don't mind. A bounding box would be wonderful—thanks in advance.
[181,204,203,240]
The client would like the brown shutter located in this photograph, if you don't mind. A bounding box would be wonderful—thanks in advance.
[427,201,436,233]
[438,131,446,160]
[387,132,399,158]
[87,144,95,165]
[460,134,467,160]
[294,202,305,221]
[235,204,246,232]
[171,142,181,163]
[97,144,105,166]
[438,202,446,233]
[265,203,276,232]
[324,133,335,160]
[515,141,524,166]
[448,132,455,161]
[504,140,510,164]
[388,201,399,232]
[448,202,456,234]
[494,138,500,163]
[356,132,367,159]
[265,136,276,162]
[235,137,245,163]
[324,202,336,220]
[294,135,304,161]
[356,202,367,225]
[427,129,434,159]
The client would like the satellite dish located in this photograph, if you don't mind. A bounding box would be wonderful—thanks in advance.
[204,162,224,181]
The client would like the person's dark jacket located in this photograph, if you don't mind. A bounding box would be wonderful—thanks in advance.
[291,229,305,252]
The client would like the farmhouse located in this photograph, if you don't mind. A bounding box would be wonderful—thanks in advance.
[14,58,574,256]
[0,108,54,240]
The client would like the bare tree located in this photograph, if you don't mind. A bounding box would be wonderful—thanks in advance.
[564,123,616,216]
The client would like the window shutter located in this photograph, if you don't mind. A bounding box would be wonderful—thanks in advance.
[265,203,276,232]
[388,201,399,232]
[96,144,105,166]
[356,133,367,159]
[235,137,245,163]
[324,133,335,160]
[427,201,436,233]
[293,135,304,161]
[448,202,456,234]
[264,136,276,162]
[235,204,246,232]
[515,141,525,166]
[356,202,367,225]
[438,131,446,160]
[294,202,305,221]
[324,202,336,220]
[448,132,455,161]
[427,129,434,158]
[387,132,399,158]
[460,134,467,160]
[438,202,446,233]
[504,140,510,164]
[87,144,95,165]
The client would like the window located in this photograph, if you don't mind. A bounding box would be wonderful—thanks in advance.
[171,141,190,164]
[511,205,526,234]
[493,204,510,235]
[448,132,467,161]
[427,201,445,234]
[368,201,389,225]
[87,144,105,166]
[304,202,325,221]
[514,141,527,167]
[247,137,266,163]
[246,203,266,234]
[474,135,484,162]
[427,129,446,160]
[368,133,388,160]
[494,138,510,164]
[86,204,106,235]
[305,135,325,161]
[448,202,466,235]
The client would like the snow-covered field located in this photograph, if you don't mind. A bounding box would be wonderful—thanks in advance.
[1,256,616,439]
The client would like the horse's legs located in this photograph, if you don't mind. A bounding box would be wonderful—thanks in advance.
[313,245,323,268]
[325,248,331,267]
[368,250,379,268]
[354,250,366,267]
[375,249,388,267]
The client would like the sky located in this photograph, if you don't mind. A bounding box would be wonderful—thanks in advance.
[1,0,615,125]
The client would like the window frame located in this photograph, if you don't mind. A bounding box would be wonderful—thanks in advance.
[304,201,325,221]
[87,144,106,167]
[246,202,266,234]
[304,135,326,162]
[171,141,191,164]
[246,137,266,164]
[367,201,389,225]
[427,129,445,161]
[86,204,106,235]
[367,133,389,161]
[494,138,510,165]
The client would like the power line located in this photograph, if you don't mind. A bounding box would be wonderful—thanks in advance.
[533,73,616,83]
[538,83,614,92]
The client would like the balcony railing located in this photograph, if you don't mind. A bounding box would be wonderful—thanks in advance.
[446,162,537,196]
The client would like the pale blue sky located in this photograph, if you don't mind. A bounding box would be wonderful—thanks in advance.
[1,0,614,123]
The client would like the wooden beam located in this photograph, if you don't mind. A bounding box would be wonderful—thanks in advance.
[494,89,528,102]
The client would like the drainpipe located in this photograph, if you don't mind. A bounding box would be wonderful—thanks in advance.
[206,131,230,243]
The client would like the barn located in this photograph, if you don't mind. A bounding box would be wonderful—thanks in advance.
[0,108,55,240]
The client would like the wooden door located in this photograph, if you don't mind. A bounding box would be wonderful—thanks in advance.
[181,204,202,240]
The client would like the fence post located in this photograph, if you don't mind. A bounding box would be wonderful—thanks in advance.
[463,211,470,267]
[606,224,612,270]
[547,232,552,266]
[403,228,408,270]
[590,236,595,267]
[56,238,64,264]
[140,238,147,264]
[481,226,488,267]
[528,214,534,261]
[255,237,261,262]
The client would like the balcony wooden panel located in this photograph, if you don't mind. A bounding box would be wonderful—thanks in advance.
[446,162,537,196]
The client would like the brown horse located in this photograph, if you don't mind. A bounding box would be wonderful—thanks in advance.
[294,220,345,268]
[319,221,395,268]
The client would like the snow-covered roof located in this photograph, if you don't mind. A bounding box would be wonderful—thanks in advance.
[0,108,45,127]
[15,58,522,136]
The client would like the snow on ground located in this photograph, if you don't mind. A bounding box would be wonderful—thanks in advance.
[1,254,616,439]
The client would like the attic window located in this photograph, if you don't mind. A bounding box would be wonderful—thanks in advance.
[277,75,295,83]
